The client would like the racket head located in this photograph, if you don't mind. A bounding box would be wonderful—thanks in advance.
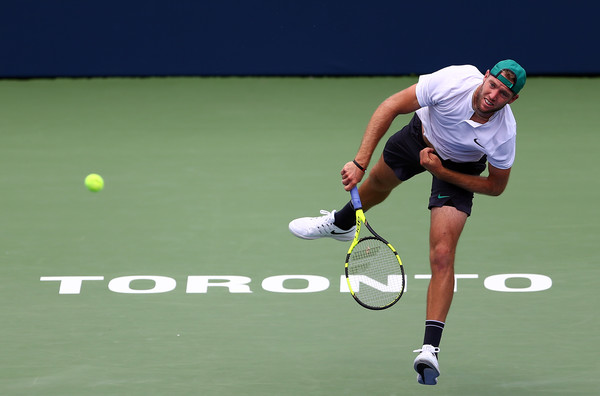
[345,236,405,310]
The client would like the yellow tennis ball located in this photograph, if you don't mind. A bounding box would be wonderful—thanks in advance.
[85,173,104,192]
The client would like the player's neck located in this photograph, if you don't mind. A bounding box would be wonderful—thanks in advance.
[470,112,490,124]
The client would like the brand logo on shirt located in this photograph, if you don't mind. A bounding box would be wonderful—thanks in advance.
[473,138,485,148]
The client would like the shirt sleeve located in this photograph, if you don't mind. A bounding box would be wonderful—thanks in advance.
[488,135,516,169]
[415,70,438,108]
[416,65,481,108]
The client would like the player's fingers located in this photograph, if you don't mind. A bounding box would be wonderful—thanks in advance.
[341,161,365,190]
[347,172,364,190]
[341,161,354,176]
[420,147,433,157]
[420,147,434,164]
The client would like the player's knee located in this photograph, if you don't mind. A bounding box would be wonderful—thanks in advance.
[366,172,397,193]
[429,244,455,271]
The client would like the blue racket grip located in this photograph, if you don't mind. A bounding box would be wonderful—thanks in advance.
[350,186,362,210]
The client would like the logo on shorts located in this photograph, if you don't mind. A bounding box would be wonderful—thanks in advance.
[437,194,450,199]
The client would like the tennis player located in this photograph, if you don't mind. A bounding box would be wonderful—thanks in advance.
[289,60,526,385]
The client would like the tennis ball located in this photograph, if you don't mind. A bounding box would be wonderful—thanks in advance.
[85,173,104,192]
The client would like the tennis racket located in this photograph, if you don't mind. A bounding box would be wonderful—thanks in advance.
[344,186,405,310]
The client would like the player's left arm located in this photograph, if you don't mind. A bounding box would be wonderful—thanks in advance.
[420,147,511,196]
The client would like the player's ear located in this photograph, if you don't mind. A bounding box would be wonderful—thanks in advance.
[508,94,519,104]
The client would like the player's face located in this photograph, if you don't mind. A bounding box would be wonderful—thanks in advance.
[473,71,519,117]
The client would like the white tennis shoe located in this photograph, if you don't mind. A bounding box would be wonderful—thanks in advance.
[413,345,441,385]
[288,210,355,242]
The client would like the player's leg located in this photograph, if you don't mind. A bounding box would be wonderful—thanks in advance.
[288,154,402,241]
[332,155,403,230]
[414,205,467,385]
[289,115,426,241]
[414,155,485,385]
[356,154,403,212]
[426,205,467,322]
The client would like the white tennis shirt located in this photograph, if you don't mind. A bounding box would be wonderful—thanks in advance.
[415,65,516,169]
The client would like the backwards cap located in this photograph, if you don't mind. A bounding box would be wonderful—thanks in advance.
[490,59,526,94]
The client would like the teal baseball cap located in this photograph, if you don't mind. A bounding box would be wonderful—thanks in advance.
[490,59,526,94]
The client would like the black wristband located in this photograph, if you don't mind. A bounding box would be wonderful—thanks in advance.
[353,159,366,172]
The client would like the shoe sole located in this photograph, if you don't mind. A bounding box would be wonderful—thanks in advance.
[288,228,353,242]
[416,363,439,385]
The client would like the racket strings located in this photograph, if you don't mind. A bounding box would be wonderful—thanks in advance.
[347,237,404,308]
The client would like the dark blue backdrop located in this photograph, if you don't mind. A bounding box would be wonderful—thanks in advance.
[0,0,596,77]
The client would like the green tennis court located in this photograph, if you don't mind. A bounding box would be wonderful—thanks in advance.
[1,76,598,395]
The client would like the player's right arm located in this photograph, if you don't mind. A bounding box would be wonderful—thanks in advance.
[420,148,512,196]
[341,84,421,191]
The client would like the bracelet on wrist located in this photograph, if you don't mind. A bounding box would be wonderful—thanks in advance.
[353,159,366,172]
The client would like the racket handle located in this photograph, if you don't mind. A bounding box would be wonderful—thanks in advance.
[350,186,363,210]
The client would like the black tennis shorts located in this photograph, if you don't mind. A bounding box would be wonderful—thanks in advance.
[382,114,487,216]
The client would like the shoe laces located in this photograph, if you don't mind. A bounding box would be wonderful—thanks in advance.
[307,210,337,234]
[413,345,440,354]
[318,210,334,219]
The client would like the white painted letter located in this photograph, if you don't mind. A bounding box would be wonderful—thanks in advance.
[40,276,104,294]
[414,274,478,292]
[340,275,408,292]
[343,275,404,293]
[484,274,552,292]
[262,275,329,293]
[186,276,252,293]
[108,276,176,294]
